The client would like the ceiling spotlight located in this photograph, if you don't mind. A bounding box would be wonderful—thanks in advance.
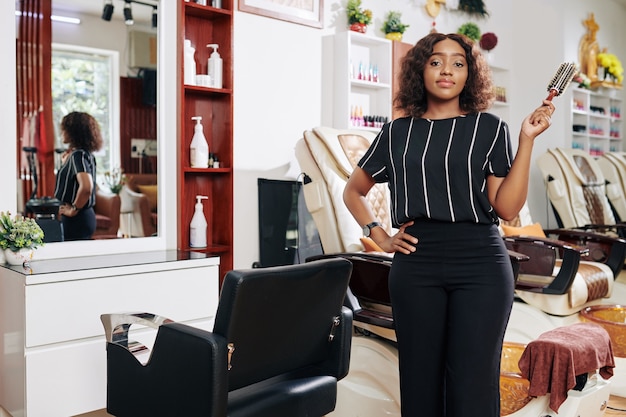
[151,7,157,28]
[123,1,134,25]
[101,0,114,22]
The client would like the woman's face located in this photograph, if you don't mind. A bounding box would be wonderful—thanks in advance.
[423,38,468,104]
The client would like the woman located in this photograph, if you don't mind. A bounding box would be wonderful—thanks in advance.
[343,33,554,416]
[54,112,103,241]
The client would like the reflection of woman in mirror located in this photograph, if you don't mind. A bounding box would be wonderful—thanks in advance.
[54,112,102,240]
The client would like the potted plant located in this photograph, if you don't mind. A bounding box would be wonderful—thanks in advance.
[597,51,624,85]
[458,0,489,18]
[104,167,126,194]
[457,22,481,42]
[0,211,44,265]
[381,11,409,41]
[346,0,372,34]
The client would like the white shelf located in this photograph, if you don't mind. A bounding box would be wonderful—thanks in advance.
[489,65,510,121]
[327,31,392,130]
[568,87,624,154]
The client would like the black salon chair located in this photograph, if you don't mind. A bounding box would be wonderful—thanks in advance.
[100,258,353,417]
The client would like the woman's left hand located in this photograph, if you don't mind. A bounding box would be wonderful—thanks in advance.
[521,99,555,141]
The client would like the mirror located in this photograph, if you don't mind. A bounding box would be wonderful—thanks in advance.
[18,0,160,242]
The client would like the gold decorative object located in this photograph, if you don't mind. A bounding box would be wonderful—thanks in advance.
[579,13,623,89]
[425,0,446,18]
[578,13,600,82]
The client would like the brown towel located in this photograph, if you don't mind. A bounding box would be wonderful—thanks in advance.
[518,322,615,412]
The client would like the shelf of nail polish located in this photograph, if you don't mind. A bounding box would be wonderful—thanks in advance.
[567,88,624,154]
[324,31,392,129]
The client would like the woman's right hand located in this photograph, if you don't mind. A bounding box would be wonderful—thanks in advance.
[58,203,78,218]
[376,220,418,254]
[520,99,555,141]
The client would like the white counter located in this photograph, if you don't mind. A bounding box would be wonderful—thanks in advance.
[0,250,220,417]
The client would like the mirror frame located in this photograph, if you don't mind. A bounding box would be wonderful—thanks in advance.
[4,1,177,260]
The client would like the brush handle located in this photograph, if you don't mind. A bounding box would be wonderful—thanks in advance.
[546,89,558,101]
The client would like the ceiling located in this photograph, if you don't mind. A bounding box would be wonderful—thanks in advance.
[53,0,159,24]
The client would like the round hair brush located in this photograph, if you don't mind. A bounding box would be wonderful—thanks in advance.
[546,62,577,100]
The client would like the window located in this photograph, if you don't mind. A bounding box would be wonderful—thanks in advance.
[51,43,120,178]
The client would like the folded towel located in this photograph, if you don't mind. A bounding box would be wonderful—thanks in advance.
[518,322,614,412]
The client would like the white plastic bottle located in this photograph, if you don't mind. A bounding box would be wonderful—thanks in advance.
[190,195,208,248]
[206,44,223,89]
[184,39,197,85]
[190,116,209,168]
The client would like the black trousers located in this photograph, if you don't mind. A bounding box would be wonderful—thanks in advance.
[61,207,96,241]
[389,219,514,417]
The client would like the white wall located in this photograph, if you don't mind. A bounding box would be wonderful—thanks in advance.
[2,1,625,268]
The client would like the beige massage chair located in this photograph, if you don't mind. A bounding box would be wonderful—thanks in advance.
[536,147,626,397]
[295,128,621,416]
[597,151,626,222]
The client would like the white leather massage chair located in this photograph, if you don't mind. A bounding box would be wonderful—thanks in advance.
[597,151,626,221]
[537,147,626,397]
[295,127,619,416]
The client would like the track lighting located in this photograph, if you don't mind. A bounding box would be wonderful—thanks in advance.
[123,1,134,25]
[101,0,158,26]
[102,0,114,21]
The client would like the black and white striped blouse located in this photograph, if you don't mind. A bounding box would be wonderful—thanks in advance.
[358,113,512,226]
[54,149,97,210]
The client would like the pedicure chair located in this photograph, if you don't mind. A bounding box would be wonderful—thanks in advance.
[537,147,626,397]
[597,151,626,222]
[537,147,624,233]
[295,127,622,416]
[100,259,353,417]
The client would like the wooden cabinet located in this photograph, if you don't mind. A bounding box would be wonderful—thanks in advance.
[326,31,392,131]
[178,0,233,280]
[569,87,623,155]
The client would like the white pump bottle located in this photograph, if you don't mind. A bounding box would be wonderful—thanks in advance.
[190,195,208,248]
[190,116,209,168]
[184,39,197,85]
[206,44,223,89]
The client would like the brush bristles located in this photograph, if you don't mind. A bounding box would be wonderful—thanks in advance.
[547,62,577,96]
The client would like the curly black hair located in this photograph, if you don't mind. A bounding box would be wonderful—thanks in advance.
[394,33,495,118]
[60,112,103,153]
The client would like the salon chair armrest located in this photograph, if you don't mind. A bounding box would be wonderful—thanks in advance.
[503,236,588,295]
[507,250,530,281]
[579,223,626,239]
[101,312,173,363]
[544,228,626,276]
[102,312,230,417]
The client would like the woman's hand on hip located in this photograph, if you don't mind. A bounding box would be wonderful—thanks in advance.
[377,220,418,254]
[59,203,78,217]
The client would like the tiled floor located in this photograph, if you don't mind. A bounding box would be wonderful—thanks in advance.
[75,395,626,416]
[74,393,626,416]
